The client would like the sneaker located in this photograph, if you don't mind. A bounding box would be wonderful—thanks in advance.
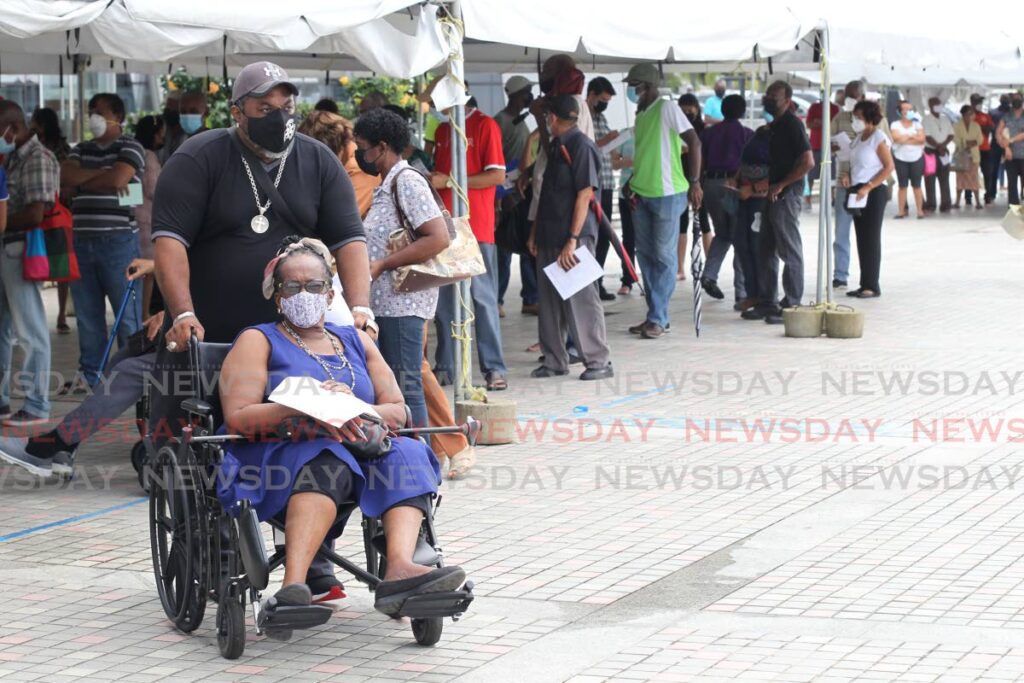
[832,279,848,289]
[51,449,76,476]
[641,323,666,339]
[701,278,725,300]
[307,575,346,606]
[2,410,49,428]
[580,364,614,381]
[630,321,671,335]
[0,435,52,477]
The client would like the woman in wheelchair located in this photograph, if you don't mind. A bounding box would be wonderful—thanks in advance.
[216,237,465,623]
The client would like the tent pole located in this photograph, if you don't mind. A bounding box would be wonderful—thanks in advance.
[816,23,833,305]
[75,55,87,143]
[448,0,471,402]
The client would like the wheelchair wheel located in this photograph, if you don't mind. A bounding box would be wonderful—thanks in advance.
[216,597,246,660]
[149,445,209,633]
[411,617,443,646]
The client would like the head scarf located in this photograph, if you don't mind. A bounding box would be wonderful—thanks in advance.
[262,237,334,299]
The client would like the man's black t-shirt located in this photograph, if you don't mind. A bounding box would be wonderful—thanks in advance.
[535,127,601,249]
[768,110,811,185]
[152,129,365,343]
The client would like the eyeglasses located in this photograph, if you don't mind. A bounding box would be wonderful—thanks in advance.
[277,279,330,297]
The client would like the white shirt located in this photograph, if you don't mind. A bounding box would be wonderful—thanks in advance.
[890,119,925,162]
[850,129,891,185]
[921,113,954,152]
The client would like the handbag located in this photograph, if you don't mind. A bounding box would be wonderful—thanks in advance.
[21,228,50,281]
[951,150,972,173]
[1001,205,1024,240]
[923,151,937,177]
[41,195,79,282]
[388,167,486,293]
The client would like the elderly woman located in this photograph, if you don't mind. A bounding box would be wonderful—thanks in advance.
[216,237,464,629]
[953,105,984,210]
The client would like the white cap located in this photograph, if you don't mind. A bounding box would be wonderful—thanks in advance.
[504,76,534,96]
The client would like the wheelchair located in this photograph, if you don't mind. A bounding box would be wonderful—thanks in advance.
[142,335,478,659]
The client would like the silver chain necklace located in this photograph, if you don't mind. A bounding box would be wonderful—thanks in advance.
[241,146,290,234]
[281,321,357,392]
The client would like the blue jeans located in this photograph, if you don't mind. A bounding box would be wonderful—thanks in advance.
[0,241,52,416]
[834,186,853,283]
[376,316,427,429]
[434,242,507,378]
[69,231,143,386]
[632,192,688,328]
[497,246,538,307]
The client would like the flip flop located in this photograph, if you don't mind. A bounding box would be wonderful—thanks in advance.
[374,566,466,616]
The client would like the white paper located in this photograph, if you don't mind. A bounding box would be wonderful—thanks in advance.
[269,376,380,428]
[940,153,952,166]
[847,192,868,209]
[833,132,852,162]
[543,247,605,300]
[599,128,633,154]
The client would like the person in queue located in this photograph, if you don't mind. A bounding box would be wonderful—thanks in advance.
[216,238,466,633]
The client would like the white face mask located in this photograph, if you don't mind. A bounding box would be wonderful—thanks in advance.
[280,291,328,329]
[851,118,866,134]
[931,106,942,116]
[88,113,110,138]
[844,97,858,112]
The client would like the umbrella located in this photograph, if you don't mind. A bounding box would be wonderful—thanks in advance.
[690,210,704,337]
[589,197,644,297]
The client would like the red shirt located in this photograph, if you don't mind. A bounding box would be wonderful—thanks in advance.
[433,109,505,244]
[806,101,840,150]
[975,111,993,151]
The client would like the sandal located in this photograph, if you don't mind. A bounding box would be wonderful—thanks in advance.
[447,445,477,480]
[56,322,71,335]
[485,373,508,391]
[526,342,541,353]
[617,285,631,296]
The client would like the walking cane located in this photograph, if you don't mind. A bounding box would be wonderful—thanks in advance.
[97,278,139,376]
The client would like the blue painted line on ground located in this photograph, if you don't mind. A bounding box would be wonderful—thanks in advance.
[0,497,148,543]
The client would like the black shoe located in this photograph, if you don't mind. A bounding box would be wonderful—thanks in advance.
[262,584,313,641]
[598,287,615,301]
[531,366,568,378]
[741,308,767,321]
[568,352,584,365]
[832,279,847,289]
[701,278,725,300]
[580,364,614,381]
[764,313,785,325]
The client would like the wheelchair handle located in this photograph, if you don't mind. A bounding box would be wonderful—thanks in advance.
[394,416,482,447]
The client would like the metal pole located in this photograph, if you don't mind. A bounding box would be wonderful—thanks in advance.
[448,0,470,402]
[75,55,86,143]
[819,23,834,304]
[416,75,426,149]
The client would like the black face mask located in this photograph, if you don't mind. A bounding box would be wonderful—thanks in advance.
[245,109,295,154]
[1014,100,1024,111]
[762,97,780,117]
[163,109,180,129]
[522,92,534,109]
[594,100,609,114]
[539,77,555,95]
[355,147,381,176]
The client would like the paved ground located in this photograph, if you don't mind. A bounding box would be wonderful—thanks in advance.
[1,199,1023,682]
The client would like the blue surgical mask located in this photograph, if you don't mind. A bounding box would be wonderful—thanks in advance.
[180,113,203,135]
[901,110,912,120]
[626,86,640,104]
[761,111,774,123]
[0,128,14,156]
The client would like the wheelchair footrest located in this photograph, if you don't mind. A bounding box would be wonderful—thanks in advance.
[258,600,333,632]
[397,582,475,620]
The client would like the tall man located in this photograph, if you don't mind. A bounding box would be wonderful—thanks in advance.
[61,93,145,390]
[971,94,996,205]
[624,63,702,340]
[0,101,57,427]
[431,99,509,391]
[494,75,539,316]
[153,61,370,603]
[528,95,612,381]
[586,77,619,301]
[923,97,954,213]
[742,81,813,325]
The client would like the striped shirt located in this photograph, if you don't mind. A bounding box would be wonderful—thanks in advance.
[68,136,145,233]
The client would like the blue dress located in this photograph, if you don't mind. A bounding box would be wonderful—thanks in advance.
[216,322,441,522]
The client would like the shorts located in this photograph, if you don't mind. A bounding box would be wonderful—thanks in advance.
[894,157,924,189]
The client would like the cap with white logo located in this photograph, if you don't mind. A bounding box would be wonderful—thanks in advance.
[231,61,298,103]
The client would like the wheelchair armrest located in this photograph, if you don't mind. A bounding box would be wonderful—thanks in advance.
[181,398,212,417]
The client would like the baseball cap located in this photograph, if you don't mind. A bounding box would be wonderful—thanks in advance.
[624,63,661,87]
[548,94,579,121]
[504,75,534,95]
[231,61,298,103]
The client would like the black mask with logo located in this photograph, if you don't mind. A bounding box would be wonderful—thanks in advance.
[245,109,295,153]
[355,147,381,176]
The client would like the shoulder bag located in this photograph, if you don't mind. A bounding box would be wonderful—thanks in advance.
[387,167,486,293]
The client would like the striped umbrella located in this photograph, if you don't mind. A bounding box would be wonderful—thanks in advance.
[690,211,704,337]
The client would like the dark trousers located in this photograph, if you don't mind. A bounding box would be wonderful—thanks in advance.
[1007,159,1024,206]
[853,185,888,293]
[982,148,998,202]
[735,196,766,302]
[923,151,951,212]
[497,247,538,306]
[596,189,613,272]
[618,194,637,287]
[756,185,804,312]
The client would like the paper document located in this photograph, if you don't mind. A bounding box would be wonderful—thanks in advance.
[833,132,852,162]
[118,182,143,207]
[599,128,633,154]
[846,192,868,209]
[543,247,605,300]
[269,376,380,427]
